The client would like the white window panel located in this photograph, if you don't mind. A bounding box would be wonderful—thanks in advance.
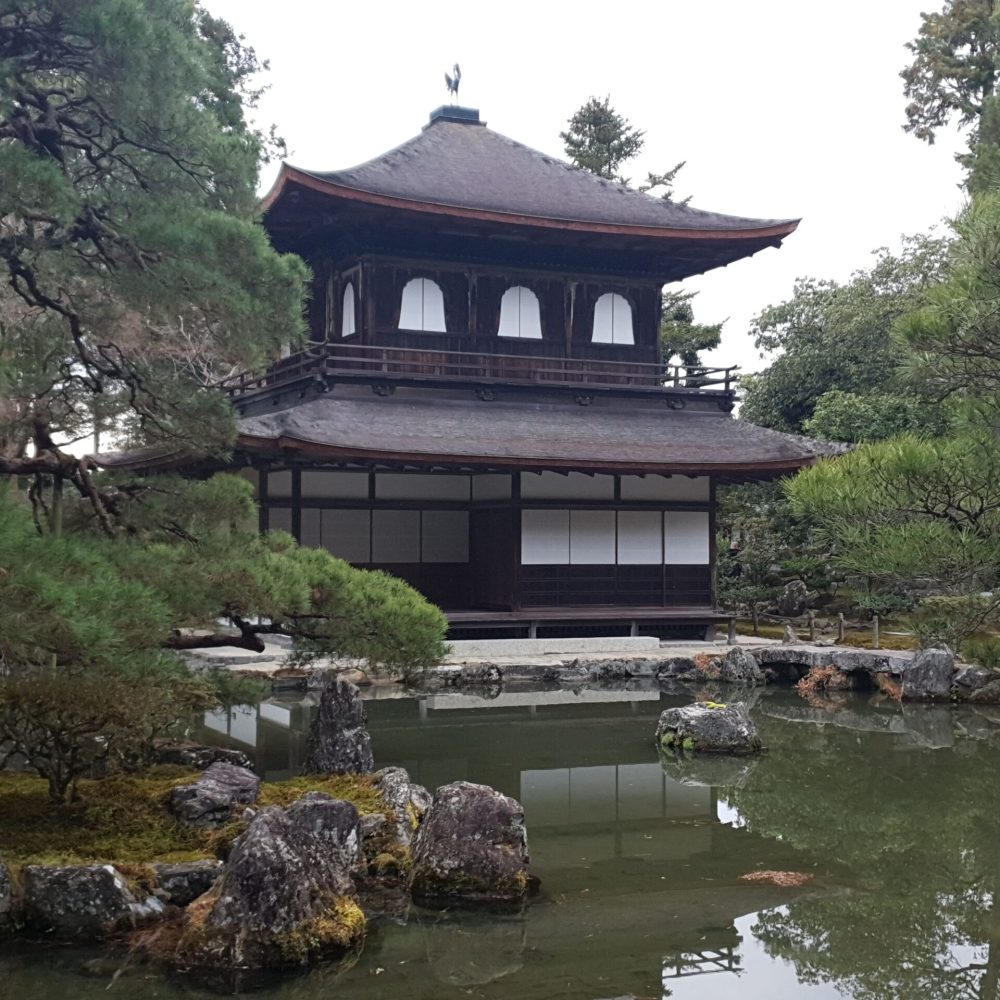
[321,509,371,563]
[497,286,542,339]
[665,510,710,565]
[398,277,446,332]
[372,509,421,562]
[300,507,322,548]
[617,511,663,564]
[342,282,356,336]
[421,510,469,563]
[267,469,292,497]
[520,471,614,500]
[472,474,512,500]
[620,475,710,502]
[592,292,634,345]
[267,506,293,535]
[301,470,369,499]
[376,473,469,501]
[521,509,569,564]
[570,510,616,564]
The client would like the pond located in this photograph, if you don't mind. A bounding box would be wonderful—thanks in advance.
[4,682,1000,999]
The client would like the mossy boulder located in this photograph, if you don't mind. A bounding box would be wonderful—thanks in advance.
[174,801,364,970]
[656,702,763,756]
[21,864,164,940]
[410,781,529,908]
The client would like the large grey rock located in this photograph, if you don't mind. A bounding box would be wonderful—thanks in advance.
[720,647,764,686]
[901,647,954,701]
[152,861,223,907]
[169,762,260,827]
[303,678,374,775]
[0,856,14,935]
[411,781,529,907]
[775,580,816,617]
[21,864,164,940]
[371,766,432,849]
[655,702,763,755]
[286,792,363,874]
[153,741,253,771]
[175,804,364,969]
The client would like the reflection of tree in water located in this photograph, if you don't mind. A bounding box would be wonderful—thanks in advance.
[728,710,1000,1000]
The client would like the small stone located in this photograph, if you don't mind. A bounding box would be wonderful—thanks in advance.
[970,679,1000,705]
[954,665,993,693]
[303,678,374,775]
[152,861,223,907]
[782,625,798,644]
[411,781,529,906]
[0,856,14,935]
[169,762,260,827]
[152,741,253,771]
[655,702,763,755]
[901,647,954,701]
[22,864,163,940]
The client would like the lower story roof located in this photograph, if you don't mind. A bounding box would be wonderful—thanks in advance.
[227,390,837,477]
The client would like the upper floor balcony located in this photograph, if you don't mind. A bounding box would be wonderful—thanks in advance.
[221,342,739,414]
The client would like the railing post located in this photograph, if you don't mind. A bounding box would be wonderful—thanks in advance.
[872,615,880,650]
[837,612,845,644]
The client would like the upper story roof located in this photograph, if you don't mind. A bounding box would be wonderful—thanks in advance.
[263,106,798,246]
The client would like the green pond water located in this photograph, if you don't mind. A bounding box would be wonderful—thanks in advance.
[4,682,1000,999]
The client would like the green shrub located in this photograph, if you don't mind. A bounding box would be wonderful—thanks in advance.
[961,636,1000,671]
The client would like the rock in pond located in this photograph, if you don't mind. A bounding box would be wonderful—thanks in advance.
[152,861,223,906]
[901,647,954,702]
[175,802,365,970]
[410,781,529,908]
[720,647,764,686]
[656,702,763,755]
[169,761,260,827]
[21,864,164,940]
[302,677,374,775]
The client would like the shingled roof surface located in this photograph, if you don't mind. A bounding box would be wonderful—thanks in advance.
[282,113,796,236]
[236,391,835,474]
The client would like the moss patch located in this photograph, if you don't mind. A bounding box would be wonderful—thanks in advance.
[0,769,385,867]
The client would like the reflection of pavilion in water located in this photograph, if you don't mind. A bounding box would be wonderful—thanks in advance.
[200,688,828,991]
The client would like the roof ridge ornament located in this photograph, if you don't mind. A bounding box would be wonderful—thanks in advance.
[444,63,461,102]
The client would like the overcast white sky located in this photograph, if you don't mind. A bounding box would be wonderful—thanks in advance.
[202,0,968,374]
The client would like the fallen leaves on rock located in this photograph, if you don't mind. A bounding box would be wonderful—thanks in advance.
[739,870,813,887]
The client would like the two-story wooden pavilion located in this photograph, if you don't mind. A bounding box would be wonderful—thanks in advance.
[109,105,831,638]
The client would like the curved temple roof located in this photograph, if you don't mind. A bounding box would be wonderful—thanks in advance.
[233,392,837,477]
[263,108,798,243]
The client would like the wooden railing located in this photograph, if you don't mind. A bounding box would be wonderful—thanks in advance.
[221,342,738,398]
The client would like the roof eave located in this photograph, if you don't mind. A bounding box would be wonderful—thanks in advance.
[262,165,800,244]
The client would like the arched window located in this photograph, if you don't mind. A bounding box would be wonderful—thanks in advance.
[398,278,447,332]
[497,286,543,339]
[591,292,634,345]
[341,282,356,337]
